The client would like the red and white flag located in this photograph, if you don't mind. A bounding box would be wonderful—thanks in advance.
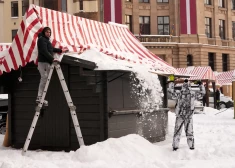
[180,0,197,34]
[104,0,122,24]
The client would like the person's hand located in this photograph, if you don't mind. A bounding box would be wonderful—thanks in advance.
[62,48,69,53]
[53,58,60,63]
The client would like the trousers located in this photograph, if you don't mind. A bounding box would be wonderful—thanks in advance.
[37,62,50,97]
[172,116,194,149]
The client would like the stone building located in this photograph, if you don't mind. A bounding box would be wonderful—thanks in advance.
[1,0,235,72]
[123,0,235,72]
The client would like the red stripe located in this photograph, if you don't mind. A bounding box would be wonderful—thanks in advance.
[190,0,197,34]
[56,11,63,43]
[45,8,49,27]
[104,0,111,23]
[23,18,40,45]
[115,0,122,24]
[0,70,2,75]
[26,8,35,19]
[180,0,187,34]
[8,48,18,70]
[25,28,42,62]
[62,13,71,45]
[66,14,77,52]
[105,24,119,51]
[3,60,10,72]
[14,35,25,66]
[51,10,56,39]
[84,19,93,45]
[21,21,25,34]
[75,17,83,46]
[95,21,107,48]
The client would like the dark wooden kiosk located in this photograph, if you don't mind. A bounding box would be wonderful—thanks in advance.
[0,55,169,151]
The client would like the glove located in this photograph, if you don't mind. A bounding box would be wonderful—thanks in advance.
[168,74,175,82]
[53,58,60,63]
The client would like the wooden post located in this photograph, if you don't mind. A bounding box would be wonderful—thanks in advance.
[206,80,209,107]
[212,81,216,109]
[3,114,9,147]
[232,80,235,119]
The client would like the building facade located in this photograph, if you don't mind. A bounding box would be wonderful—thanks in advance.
[123,0,235,72]
[0,0,101,42]
[1,0,235,72]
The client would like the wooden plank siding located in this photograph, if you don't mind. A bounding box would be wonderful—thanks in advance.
[0,62,108,151]
[69,66,107,150]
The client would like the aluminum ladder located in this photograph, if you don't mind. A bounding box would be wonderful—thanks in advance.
[22,62,85,155]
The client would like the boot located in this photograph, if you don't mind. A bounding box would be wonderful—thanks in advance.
[173,147,178,151]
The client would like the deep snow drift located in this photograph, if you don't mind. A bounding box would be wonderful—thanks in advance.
[0,107,235,168]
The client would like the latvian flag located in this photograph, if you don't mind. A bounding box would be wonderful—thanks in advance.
[180,0,197,34]
[104,0,122,24]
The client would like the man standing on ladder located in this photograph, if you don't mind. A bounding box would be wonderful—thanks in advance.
[22,27,84,155]
[36,27,67,105]
[168,77,205,151]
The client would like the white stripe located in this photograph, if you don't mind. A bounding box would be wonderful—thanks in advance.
[186,0,191,34]
[110,0,115,22]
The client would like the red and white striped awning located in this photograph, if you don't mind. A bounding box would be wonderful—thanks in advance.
[0,43,11,66]
[0,43,11,51]
[216,70,235,85]
[0,5,178,75]
[177,66,216,81]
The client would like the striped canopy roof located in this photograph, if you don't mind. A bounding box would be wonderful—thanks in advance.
[0,5,178,76]
[216,70,235,85]
[177,66,216,81]
[0,43,11,51]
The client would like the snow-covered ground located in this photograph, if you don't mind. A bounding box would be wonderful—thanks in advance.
[0,107,235,168]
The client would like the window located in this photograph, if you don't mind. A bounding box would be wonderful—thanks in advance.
[219,19,225,39]
[232,22,235,40]
[79,0,83,11]
[11,1,18,17]
[139,0,149,3]
[12,29,18,41]
[125,15,132,32]
[232,0,235,10]
[139,16,150,35]
[208,53,215,71]
[157,0,169,2]
[158,16,169,35]
[61,0,67,12]
[22,0,29,16]
[205,17,212,38]
[204,0,212,5]
[218,0,225,7]
[187,55,193,66]
[222,54,228,71]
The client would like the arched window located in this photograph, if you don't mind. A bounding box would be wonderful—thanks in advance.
[187,55,193,66]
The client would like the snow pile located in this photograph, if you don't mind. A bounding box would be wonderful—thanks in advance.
[67,47,164,112]
[1,108,235,167]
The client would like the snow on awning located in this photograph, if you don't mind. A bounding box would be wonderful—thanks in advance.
[0,5,179,76]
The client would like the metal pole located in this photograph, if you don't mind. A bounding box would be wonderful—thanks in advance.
[232,80,235,119]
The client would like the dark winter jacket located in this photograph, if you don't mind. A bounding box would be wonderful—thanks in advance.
[37,33,62,64]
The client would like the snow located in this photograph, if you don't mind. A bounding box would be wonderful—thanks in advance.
[62,47,164,111]
[1,107,235,168]
[0,94,8,99]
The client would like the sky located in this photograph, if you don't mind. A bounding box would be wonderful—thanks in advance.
[0,107,235,168]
